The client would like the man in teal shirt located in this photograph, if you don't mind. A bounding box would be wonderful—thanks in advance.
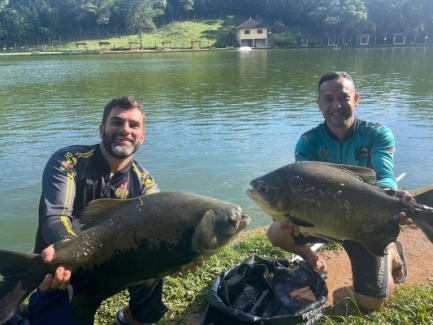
[267,71,412,311]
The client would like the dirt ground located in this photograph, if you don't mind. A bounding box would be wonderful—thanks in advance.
[322,227,433,307]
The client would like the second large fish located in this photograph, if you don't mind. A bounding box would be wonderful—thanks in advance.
[247,161,433,256]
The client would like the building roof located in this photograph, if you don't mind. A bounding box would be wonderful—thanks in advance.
[236,18,267,29]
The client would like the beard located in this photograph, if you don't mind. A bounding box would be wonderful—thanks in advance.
[102,132,141,159]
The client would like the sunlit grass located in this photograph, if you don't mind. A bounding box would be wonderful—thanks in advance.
[62,20,231,51]
[321,285,433,324]
[0,19,244,55]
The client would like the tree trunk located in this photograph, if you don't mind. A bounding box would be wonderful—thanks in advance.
[139,26,143,50]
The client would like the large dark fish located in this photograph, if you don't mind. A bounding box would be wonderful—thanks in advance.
[247,161,433,256]
[0,192,250,323]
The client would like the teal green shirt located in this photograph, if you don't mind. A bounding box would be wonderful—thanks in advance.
[295,118,398,189]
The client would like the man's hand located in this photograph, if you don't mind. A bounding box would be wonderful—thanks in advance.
[393,189,413,225]
[279,220,310,238]
[170,259,205,278]
[39,242,71,291]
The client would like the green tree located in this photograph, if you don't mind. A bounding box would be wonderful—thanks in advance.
[365,0,432,42]
[123,0,166,49]
[304,0,372,40]
[1,7,28,44]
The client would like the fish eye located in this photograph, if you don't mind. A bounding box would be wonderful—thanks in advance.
[259,185,268,193]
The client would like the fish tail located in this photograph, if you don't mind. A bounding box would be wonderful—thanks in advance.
[0,249,45,323]
[413,210,433,244]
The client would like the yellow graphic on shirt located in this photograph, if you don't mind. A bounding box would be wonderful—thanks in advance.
[143,178,156,188]
[132,163,157,190]
[61,215,77,236]
[60,149,95,222]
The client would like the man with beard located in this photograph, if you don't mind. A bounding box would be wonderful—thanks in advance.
[24,95,203,325]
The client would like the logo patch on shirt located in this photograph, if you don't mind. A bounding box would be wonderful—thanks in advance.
[319,146,331,161]
[115,182,129,199]
[355,147,370,160]
[60,160,76,176]
[60,152,78,176]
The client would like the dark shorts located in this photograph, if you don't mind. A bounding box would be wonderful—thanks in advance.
[293,234,390,299]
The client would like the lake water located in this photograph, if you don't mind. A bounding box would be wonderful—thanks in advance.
[1,46,433,252]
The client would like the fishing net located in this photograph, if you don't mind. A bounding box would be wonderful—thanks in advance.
[200,255,327,325]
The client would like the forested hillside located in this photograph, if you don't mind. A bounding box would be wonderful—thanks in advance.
[0,0,431,47]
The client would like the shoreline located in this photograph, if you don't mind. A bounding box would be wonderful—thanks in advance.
[1,43,432,57]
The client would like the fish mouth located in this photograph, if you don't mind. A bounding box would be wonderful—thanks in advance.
[238,214,251,231]
[246,188,280,218]
[246,188,258,200]
[247,179,271,201]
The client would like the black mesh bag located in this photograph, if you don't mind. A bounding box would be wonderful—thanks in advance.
[200,255,327,325]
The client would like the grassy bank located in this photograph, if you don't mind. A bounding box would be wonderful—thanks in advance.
[0,17,315,55]
[1,19,239,54]
[63,20,234,52]
[92,227,433,325]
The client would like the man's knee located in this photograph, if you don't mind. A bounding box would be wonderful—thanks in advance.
[354,292,387,311]
[266,223,286,248]
[266,224,277,246]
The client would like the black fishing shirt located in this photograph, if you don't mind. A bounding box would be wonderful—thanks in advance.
[34,144,159,254]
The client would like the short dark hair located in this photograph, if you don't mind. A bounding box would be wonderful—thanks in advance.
[318,71,354,94]
[102,95,145,125]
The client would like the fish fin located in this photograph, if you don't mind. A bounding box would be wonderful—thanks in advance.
[71,277,163,321]
[361,236,394,256]
[288,216,314,227]
[192,210,238,255]
[70,294,104,322]
[0,250,45,324]
[356,220,400,256]
[166,255,200,270]
[315,234,339,242]
[79,198,133,230]
[339,165,378,185]
[379,220,401,239]
[412,210,433,244]
[410,185,433,206]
